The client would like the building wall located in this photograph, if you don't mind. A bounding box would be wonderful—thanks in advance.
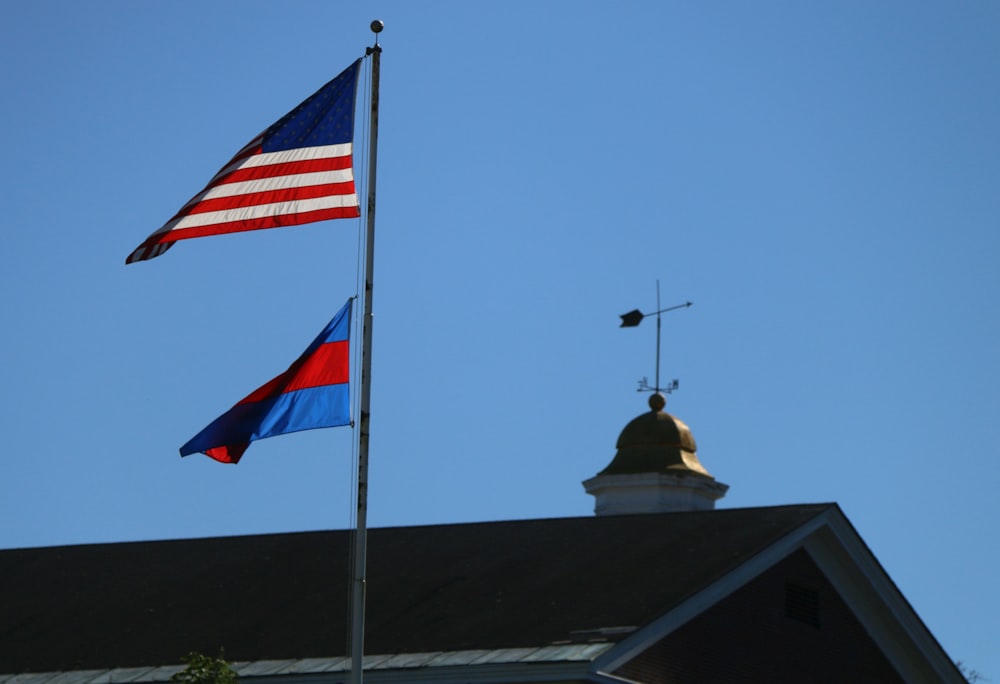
[613,548,904,684]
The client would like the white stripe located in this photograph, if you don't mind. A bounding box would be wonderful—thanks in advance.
[172,142,354,218]
[199,134,266,183]
[240,142,353,169]
[140,142,356,241]
[195,169,355,202]
[207,142,353,184]
[160,193,359,233]
[127,241,172,263]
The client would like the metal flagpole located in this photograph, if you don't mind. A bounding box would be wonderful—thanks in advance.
[350,19,383,684]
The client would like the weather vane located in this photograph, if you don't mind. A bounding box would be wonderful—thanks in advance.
[619,280,692,395]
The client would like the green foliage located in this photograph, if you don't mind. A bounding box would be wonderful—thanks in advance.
[171,651,238,684]
[957,661,988,683]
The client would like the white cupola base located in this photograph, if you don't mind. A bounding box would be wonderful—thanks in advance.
[583,471,729,515]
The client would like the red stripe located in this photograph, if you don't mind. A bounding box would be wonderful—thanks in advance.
[204,445,243,464]
[156,205,361,242]
[218,155,353,185]
[239,340,349,405]
[193,142,264,191]
[125,241,174,264]
[184,181,357,215]
[170,155,354,218]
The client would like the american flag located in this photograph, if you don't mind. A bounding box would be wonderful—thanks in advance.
[127,59,362,264]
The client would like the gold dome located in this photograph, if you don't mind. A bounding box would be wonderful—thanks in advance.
[598,394,714,478]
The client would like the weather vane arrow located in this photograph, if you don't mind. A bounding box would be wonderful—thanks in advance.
[619,301,692,328]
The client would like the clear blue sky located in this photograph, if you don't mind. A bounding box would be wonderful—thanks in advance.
[2,1,997,678]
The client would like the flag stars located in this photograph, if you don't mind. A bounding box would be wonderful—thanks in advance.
[258,61,359,153]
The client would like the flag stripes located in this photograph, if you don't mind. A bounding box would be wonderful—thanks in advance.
[238,340,349,404]
[127,143,358,262]
[180,299,353,464]
[186,179,356,216]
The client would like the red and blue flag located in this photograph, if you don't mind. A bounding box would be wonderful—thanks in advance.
[128,60,362,264]
[180,299,353,463]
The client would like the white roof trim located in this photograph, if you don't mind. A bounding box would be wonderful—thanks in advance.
[591,509,829,674]
[590,507,964,683]
[804,511,965,683]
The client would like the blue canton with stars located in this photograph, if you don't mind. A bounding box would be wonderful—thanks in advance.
[262,59,361,153]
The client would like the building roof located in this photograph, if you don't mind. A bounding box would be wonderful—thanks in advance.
[0,505,832,673]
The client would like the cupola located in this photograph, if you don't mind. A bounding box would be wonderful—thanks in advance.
[582,393,728,515]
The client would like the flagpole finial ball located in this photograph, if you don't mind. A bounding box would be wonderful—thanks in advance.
[370,19,384,33]
[649,393,667,412]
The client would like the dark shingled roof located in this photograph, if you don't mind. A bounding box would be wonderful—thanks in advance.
[0,504,832,674]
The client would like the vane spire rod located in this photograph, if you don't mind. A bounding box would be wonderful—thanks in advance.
[655,282,661,393]
[619,282,691,396]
